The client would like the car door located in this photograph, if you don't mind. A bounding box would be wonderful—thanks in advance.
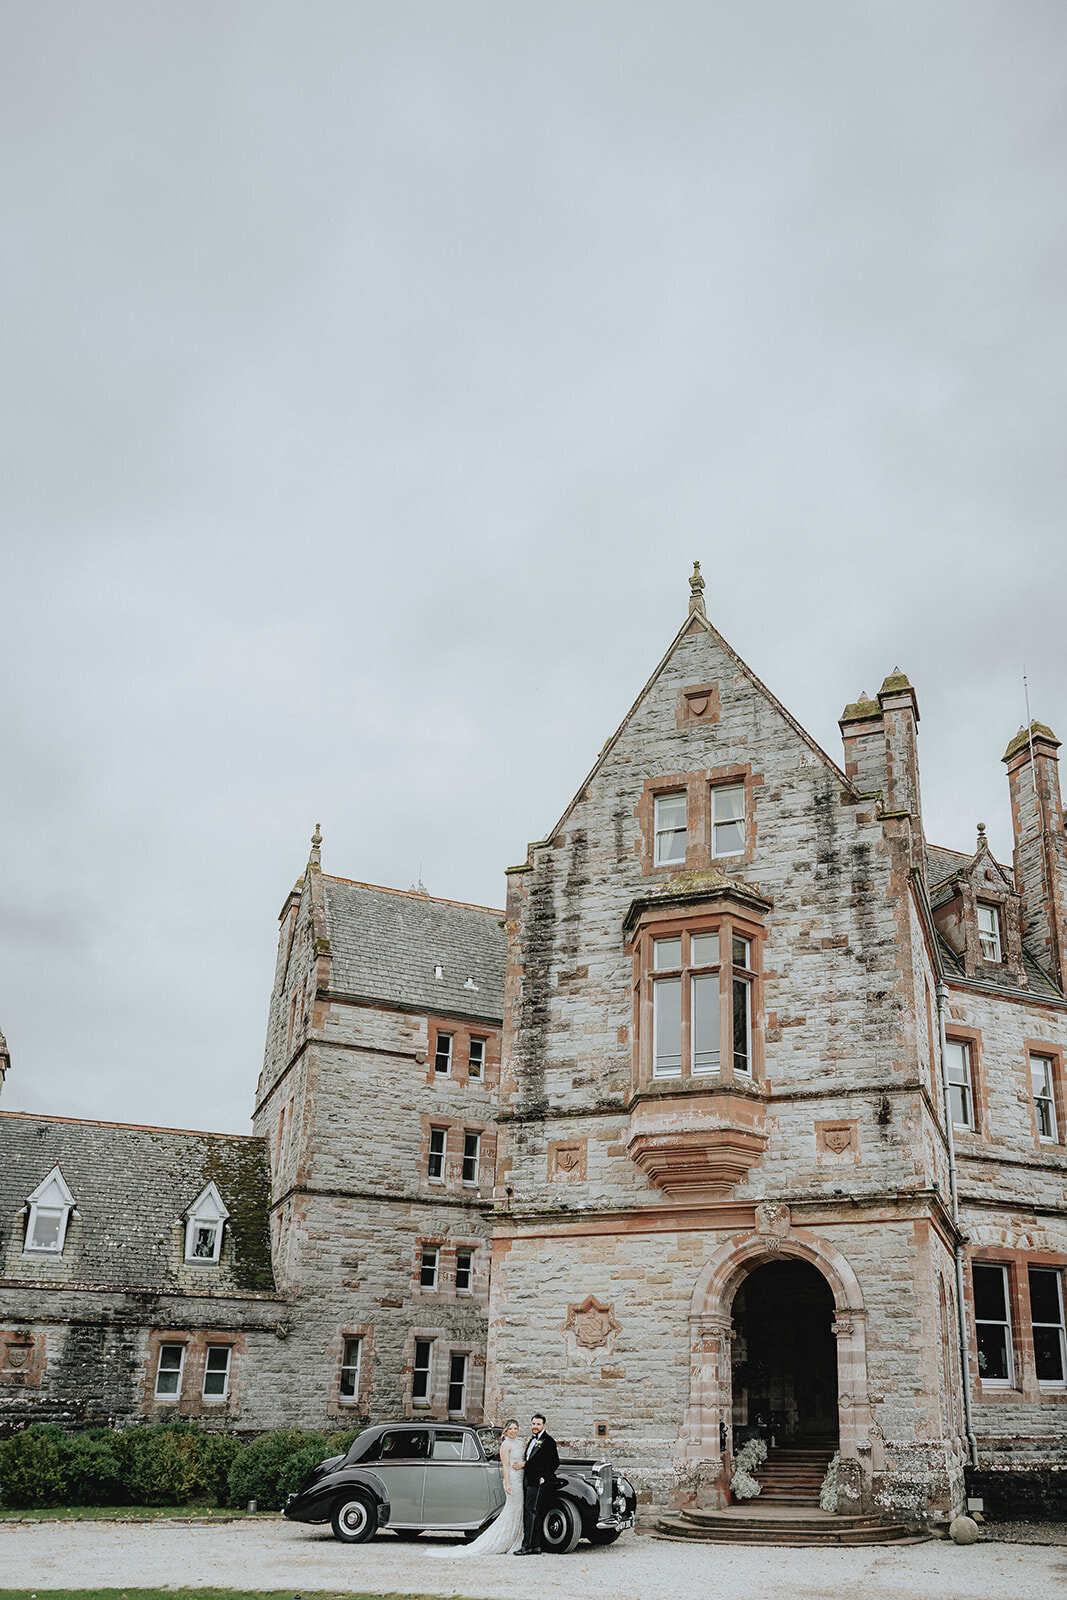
[423,1428,497,1527]
[364,1427,430,1525]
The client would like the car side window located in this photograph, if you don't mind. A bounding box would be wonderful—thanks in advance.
[431,1429,465,1460]
[368,1428,430,1462]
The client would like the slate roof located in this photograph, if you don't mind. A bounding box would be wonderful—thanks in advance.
[0,1113,276,1294]
[934,935,1064,1002]
[323,877,506,1023]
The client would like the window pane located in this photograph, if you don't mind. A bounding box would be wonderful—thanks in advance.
[462,1134,480,1184]
[945,1041,969,1085]
[340,1337,362,1399]
[156,1345,183,1396]
[412,1340,433,1401]
[29,1209,63,1250]
[690,932,719,966]
[949,1083,971,1128]
[1033,1326,1066,1383]
[714,820,745,855]
[192,1225,217,1259]
[973,1264,1008,1322]
[653,978,682,1076]
[456,1250,473,1291]
[468,1039,484,1076]
[420,1247,438,1288]
[203,1347,230,1397]
[434,1426,466,1458]
[434,1034,452,1073]
[691,973,720,1074]
[654,937,682,970]
[733,976,751,1074]
[1029,1267,1062,1326]
[447,1354,467,1414]
[654,793,687,863]
[714,785,745,822]
[732,935,751,968]
[975,1322,1011,1382]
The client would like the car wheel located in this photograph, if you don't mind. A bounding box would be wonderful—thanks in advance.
[588,1527,621,1546]
[540,1499,581,1554]
[393,1528,421,1542]
[331,1492,376,1543]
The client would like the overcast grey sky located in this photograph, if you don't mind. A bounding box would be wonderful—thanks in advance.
[3,2,1065,1134]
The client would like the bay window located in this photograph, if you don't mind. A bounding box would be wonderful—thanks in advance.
[640,912,761,1086]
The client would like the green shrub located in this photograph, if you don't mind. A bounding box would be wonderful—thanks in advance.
[115,1421,200,1506]
[65,1429,126,1506]
[226,1430,328,1511]
[0,1424,71,1509]
[194,1430,243,1505]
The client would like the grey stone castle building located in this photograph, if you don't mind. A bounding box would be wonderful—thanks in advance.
[2,570,1065,1525]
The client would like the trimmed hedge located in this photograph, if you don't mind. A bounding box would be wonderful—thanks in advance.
[0,1423,359,1511]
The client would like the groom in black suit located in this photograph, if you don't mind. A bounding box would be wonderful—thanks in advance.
[515,1412,560,1554]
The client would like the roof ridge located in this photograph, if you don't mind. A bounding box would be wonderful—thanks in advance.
[0,1110,263,1141]
[322,875,504,916]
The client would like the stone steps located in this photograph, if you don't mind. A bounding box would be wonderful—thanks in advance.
[657,1509,917,1547]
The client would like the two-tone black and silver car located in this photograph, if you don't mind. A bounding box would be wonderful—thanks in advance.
[283,1421,636,1552]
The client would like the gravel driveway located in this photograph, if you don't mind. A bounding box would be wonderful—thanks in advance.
[1,1521,1065,1600]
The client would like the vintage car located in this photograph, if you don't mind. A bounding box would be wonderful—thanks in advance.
[283,1421,637,1551]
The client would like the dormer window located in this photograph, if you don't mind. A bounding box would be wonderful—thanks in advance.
[977,904,1002,963]
[183,1182,229,1265]
[23,1166,76,1255]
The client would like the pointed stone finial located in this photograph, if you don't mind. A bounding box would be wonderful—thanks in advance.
[688,560,706,618]
[976,822,987,851]
[309,823,322,867]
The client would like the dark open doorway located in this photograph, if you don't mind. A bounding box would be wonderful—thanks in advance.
[731,1258,839,1446]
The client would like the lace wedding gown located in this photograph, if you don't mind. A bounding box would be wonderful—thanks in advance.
[437,1436,525,1556]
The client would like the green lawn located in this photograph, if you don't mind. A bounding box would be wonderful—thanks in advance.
[0,1506,263,1521]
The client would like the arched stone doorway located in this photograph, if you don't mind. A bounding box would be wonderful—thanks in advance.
[731,1259,838,1445]
[679,1219,873,1512]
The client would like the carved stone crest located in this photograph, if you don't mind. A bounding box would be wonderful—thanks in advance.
[754,1201,791,1251]
[548,1139,587,1181]
[561,1295,621,1366]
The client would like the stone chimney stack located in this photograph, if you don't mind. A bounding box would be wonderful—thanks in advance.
[1003,721,1067,987]
[878,670,923,833]
[839,692,888,797]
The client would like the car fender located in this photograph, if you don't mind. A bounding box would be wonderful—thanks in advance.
[288,1466,391,1526]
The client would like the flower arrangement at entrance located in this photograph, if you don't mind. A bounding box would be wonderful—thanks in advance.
[819,1452,839,1513]
[730,1437,767,1500]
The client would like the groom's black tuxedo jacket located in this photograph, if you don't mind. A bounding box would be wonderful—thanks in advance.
[524,1431,560,1488]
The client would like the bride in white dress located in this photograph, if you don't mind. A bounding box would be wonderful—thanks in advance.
[438,1419,525,1556]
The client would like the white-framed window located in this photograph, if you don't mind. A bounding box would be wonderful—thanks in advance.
[154,1342,185,1399]
[23,1166,76,1255]
[1029,1267,1066,1386]
[183,1182,229,1265]
[202,1345,231,1401]
[652,947,683,1078]
[461,1132,480,1186]
[973,1262,1014,1386]
[654,792,687,866]
[649,927,757,1081]
[447,1351,468,1415]
[977,903,1002,963]
[339,1336,362,1404]
[711,783,745,858]
[419,1245,439,1290]
[945,1039,974,1130]
[434,1032,453,1076]
[455,1248,473,1294]
[1031,1055,1058,1142]
[412,1338,433,1404]
[427,1126,446,1182]
[467,1038,485,1079]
